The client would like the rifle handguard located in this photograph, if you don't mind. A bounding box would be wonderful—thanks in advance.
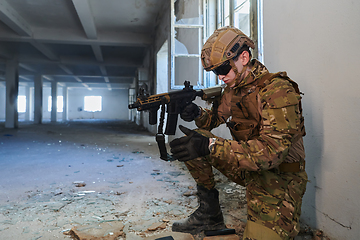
[201,85,223,100]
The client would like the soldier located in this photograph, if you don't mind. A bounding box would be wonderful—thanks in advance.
[169,26,308,240]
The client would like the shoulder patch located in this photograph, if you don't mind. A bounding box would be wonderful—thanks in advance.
[260,78,300,108]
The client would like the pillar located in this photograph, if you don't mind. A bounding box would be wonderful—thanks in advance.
[51,81,57,122]
[25,86,30,121]
[62,86,68,121]
[5,59,19,128]
[34,74,43,124]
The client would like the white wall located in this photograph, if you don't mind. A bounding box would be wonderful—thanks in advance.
[263,1,360,239]
[67,88,129,120]
[0,86,129,122]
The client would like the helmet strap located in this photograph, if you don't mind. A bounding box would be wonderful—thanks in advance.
[227,58,250,87]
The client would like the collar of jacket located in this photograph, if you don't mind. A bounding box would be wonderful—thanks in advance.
[231,59,269,90]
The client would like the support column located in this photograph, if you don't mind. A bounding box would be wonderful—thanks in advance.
[62,86,68,121]
[51,81,57,122]
[5,59,19,129]
[25,86,30,121]
[34,74,43,124]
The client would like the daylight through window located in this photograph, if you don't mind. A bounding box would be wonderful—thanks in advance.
[84,96,102,112]
[18,95,26,113]
[48,96,64,112]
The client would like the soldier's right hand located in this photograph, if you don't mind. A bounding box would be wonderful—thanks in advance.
[180,103,200,122]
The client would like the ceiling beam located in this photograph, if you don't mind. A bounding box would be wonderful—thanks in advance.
[19,63,36,72]
[0,30,152,47]
[106,83,112,91]
[58,64,73,75]
[19,75,32,81]
[29,40,58,61]
[91,44,103,62]
[31,77,135,83]
[0,0,32,36]
[19,56,141,67]
[74,76,83,83]
[43,75,53,81]
[72,0,97,39]
[99,66,107,75]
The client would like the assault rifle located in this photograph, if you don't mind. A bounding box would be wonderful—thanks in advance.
[128,81,222,161]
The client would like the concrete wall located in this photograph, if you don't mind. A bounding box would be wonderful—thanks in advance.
[0,86,129,122]
[67,88,129,120]
[263,1,360,239]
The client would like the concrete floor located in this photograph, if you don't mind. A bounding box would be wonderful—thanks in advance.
[0,120,248,239]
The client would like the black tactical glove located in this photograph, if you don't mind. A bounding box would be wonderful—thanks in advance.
[170,125,210,162]
[180,103,200,122]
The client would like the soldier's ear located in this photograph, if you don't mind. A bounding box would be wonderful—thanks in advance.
[239,51,250,66]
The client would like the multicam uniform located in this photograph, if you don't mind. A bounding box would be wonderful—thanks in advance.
[185,59,308,240]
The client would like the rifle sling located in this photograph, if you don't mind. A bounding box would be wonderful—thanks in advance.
[156,103,175,161]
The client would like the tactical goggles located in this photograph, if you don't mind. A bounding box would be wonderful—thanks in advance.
[212,61,232,75]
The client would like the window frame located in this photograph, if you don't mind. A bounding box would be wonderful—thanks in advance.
[169,0,263,89]
[170,0,205,90]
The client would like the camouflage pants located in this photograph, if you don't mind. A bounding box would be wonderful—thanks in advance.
[184,130,308,240]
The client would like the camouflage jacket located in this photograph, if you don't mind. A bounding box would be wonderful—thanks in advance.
[195,59,305,171]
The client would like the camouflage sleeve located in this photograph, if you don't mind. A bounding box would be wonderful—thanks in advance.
[194,106,223,131]
[210,78,302,171]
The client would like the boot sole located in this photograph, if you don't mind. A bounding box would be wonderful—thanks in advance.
[172,222,226,235]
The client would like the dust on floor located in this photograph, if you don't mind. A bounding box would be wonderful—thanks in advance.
[0,120,247,240]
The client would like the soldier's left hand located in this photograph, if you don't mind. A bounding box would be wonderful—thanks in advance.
[169,125,210,162]
[180,103,200,122]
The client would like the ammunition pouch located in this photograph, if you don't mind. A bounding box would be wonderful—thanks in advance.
[278,160,305,173]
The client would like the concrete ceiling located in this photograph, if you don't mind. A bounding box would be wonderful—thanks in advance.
[0,0,167,89]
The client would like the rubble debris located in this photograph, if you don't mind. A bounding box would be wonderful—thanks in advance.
[225,223,246,236]
[73,181,86,187]
[68,221,125,240]
[115,192,125,196]
[167,171,184,177]
[132,151,144,154]
[147,222,167,231]
[183,191,195,197]
[53,188,63,196]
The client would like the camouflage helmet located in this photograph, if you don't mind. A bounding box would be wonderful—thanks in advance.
[201,26,255,71]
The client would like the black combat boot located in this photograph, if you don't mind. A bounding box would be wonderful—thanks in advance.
[172,185,225,234]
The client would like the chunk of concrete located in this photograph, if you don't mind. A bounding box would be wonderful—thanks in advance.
[147,222,167,231]
[69,221,125,240]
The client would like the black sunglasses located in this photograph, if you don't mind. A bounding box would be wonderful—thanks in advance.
[212,61,232,75]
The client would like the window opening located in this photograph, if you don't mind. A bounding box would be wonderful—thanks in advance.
[171,0,204,89]
[18,95,26,113]
[84,96,102,112]
[48,96,63,112]
[234,0,250,36]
